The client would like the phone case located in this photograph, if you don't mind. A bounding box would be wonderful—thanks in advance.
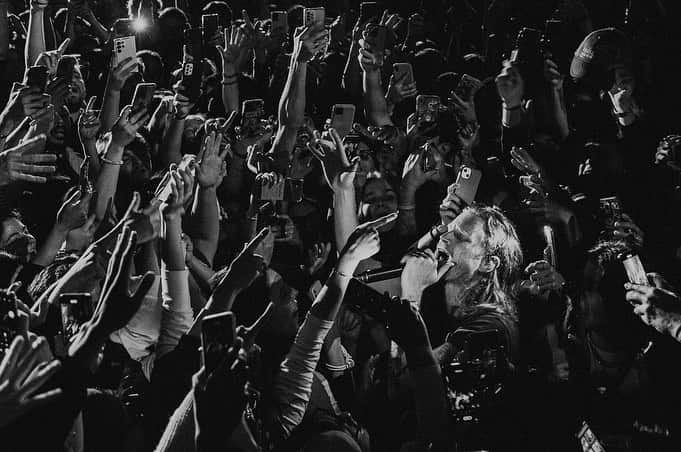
[416,95,441,125]
[304,7,325,27]
[360,2,380,22]
[131,83,156,115]
[113,36,137,70]
[201,312,236,371]
[271,11,288,34]
[180,61,202,99]
[455,74,482,100]
[241,99,265,137]
[454,165,482,205]
[393,63,414,85]
[27,66,48,91]
[331,104,356,139]
[622,254,648,285]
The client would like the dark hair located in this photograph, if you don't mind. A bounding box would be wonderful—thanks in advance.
[203,1,232,23]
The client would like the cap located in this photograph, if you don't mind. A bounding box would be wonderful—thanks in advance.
[570,28,631,81]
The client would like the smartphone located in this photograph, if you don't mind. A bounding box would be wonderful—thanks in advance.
[201,311,236,372]
[185,27,204,60]
[131,82,156,116]
[365,24,387,63]
[359,2,381,22]
[240,99,265,138]
[59,293,92,342]
[0,290,19,357]
[303,7,325,28]
[180,60,202,99]
[599,196,622,230]
[26,65,48,92]
[113,36,137,71]
[510,27,542,64]
[56,55,78,84]
[542,225,557,267]
[622,254,648,285]
[542,19,565,69]
[157,154,197,202]
[271,11,288,35]
[454,74,482,101]
[577,421,606,452]
[393,62,414,86]
[331,104,356,139]
[285,178,304,203]
[416,95,441,125]
[453,165,482,205]
[113,18,135,38]
[202,14,220,47]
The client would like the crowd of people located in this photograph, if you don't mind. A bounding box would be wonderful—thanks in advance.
[1,0,681,450]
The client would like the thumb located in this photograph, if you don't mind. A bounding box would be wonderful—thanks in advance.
[57,38,71,56]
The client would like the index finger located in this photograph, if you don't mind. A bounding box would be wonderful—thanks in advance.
[86,96,97,112]
[363,211,398,230]
[244,227,270,255]
[57,38,71,56]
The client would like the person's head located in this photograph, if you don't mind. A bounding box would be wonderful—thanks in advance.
[358,175,398,231]
[0,211,36,263]
[136,50,164,85]
[57,55,86,110]
[413,48,446,94]
[202,1,232,24]
[436,205,523,315]
[158,7,188,40]
[120,134,152,188]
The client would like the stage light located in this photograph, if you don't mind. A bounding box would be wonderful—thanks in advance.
[132,18,148,32]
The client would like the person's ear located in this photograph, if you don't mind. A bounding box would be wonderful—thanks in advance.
[477,255,500,274]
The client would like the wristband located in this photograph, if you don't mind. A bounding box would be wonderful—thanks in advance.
[399,204,415,211]
[221,80,238,86]
[502,103,522,111]
[101,156,123,165]
[333,269,353,279]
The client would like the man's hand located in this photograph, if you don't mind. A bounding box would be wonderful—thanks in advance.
[626,273,681,339]
[439,188,467,226]
[495,62,524,108]
[78,97,100,142]
[520,260,565,297]
[0,335,63,428]
[90,226,155,334]
[217,25,246,67]
[56,189,92,232]
[309,127,359,191]
[612,213,644,249]
[401,150,439,192]
[111,105,148,147]
[338,212,398,272]
[0,135,55,185]
[108,56,137,92]
[160,168,188,221]
[35,38,71,75]
[293,25,328,63]
[196,131,229,188]
[400,249,452,303]
[358,36,381,73]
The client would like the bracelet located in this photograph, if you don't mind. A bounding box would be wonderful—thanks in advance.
[502,103,522,111]
[399,205,415,211]
[101,156,123,165]
[333,269,353,279]
[221,80,238,86]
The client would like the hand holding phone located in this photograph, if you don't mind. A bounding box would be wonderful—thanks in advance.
[201,311,236,372]
[622,254,649,285]
[453,165,482,205]
[330,104,356,139]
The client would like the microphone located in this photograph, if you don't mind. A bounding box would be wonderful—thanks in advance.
[355,265,405,284]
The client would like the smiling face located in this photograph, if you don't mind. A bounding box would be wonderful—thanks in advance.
[359,177,398,230]
[436,209,489,284]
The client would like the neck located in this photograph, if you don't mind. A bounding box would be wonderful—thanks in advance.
[443,275,481,315]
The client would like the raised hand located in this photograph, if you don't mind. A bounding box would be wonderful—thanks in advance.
[161,168,188,221]
[439,187,467,226]
[171,91,194,120]
[293,25,328,63]
[386,72,418,105]
[544,58,564,91]
[0,135,55,185]
[108,56,137,92]
[626,273,681,339]
[35,38,71,75]
[338,212,398,269]
[510,146,542,178]
[308,127,358,191]
[91,226,155,333]
[78,96,100,142]
[111,105,148,147]
[357,36,381,72]
[495,62,524,108]
[197,132,229,188]
[0,335,63,428]
[401,151,439,191]
[612,213,644,248]
[215,228,271,297]
[56,189,92,232]
[218,26,246,67]
[520,260,565,297]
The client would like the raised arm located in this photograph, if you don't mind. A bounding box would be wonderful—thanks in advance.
[270,213,396,441]
[359,35,393,127]
[217,26,245,116]
[25,0,48,66]
[99,56,137,133]
[190,131,229,265]
[268,24,327,173]
[94,106,148,220]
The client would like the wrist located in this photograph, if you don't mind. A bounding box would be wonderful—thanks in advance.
[401,287,423,304]
[502,101,522,110]
[336,256,359,276]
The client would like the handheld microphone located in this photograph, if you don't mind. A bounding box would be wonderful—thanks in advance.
[355,265,405,284]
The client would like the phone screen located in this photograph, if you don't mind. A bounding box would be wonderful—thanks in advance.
[241,99,265,137]
[59,293,92,342]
